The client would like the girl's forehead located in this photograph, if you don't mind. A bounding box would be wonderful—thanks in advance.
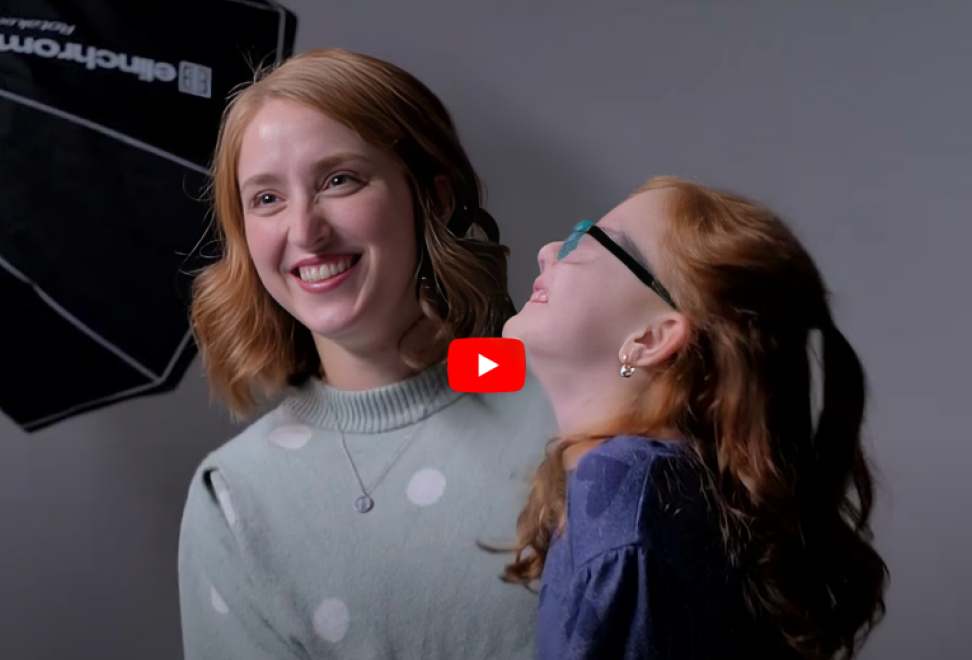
[602,191,670,248]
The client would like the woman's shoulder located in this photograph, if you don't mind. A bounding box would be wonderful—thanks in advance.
[464,367,551,408]
[201,402,297,476]
[183,393,314,517]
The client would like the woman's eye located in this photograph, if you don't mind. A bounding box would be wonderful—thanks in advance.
[256,193,279,206]
[318,172,362,194]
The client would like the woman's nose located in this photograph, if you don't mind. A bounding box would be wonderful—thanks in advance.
[289,202,332,249]
[537,241,562,273]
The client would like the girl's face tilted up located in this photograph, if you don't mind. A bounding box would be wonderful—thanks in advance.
[504,190,687,428]
[237,99,421,349]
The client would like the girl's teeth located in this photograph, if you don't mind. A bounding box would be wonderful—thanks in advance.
[531,290,548,302]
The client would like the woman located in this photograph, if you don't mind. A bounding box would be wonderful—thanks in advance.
[502,176,888,659]
[178,49,555,659]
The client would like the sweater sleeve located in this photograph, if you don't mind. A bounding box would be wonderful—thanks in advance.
[178,465,305,660]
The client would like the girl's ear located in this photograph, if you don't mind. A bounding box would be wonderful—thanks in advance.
[619,313,688,370]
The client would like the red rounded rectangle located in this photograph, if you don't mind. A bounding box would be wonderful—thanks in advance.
[447,338,526,393]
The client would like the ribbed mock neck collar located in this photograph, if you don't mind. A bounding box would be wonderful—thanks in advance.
[284,361,462,433]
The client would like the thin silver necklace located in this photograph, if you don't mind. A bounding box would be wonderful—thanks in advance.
[332,385,438,514]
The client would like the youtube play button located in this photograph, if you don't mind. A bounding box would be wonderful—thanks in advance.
[479,355,499,376]
[448,338,526,393]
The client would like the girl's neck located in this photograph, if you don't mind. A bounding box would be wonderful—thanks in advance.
[542,368,632,438]
[537,362,683,469]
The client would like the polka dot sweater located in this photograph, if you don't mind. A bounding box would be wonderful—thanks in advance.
[178,363,556,660]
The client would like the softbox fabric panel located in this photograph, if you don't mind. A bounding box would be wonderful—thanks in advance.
[0,0,297,431]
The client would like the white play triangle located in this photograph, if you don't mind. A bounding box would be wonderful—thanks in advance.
[478,354,498,377]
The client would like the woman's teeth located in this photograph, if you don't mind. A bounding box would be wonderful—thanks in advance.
[530,289,548,303]
[299,257,354,282]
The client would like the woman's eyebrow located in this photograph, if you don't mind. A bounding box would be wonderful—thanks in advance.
[239,152,370,192]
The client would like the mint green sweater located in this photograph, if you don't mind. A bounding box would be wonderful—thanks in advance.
[178,363,556,659]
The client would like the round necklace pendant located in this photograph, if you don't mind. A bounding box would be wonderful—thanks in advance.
[354,495,374,514]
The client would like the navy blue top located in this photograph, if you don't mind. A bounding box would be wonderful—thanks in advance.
[536,436,795,660]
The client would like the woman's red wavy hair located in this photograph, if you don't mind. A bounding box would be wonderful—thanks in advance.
[191,49,515,415]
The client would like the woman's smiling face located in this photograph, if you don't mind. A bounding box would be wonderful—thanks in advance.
[237,98,422,348]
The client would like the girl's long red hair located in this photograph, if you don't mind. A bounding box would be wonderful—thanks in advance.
[505,176,888,660]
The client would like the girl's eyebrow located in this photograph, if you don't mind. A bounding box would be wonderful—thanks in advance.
[601,226,652,271]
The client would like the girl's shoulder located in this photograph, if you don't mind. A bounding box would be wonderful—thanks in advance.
[579,434,686,467]
[571,436,691,503]
[566,436,710,563]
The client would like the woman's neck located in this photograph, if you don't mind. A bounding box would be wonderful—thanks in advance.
[285,359,458,434]
[316,346,419,391]
[312,314,437,391]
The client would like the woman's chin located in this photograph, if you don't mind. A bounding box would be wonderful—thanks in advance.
[298,310,358,343]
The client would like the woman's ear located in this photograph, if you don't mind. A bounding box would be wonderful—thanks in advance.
[620,313,688,370]
[434,175,455,222]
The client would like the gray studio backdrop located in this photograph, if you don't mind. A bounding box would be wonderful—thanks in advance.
[2,2,968,659]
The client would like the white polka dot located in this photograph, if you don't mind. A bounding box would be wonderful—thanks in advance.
[269,424,313,450]
[406,468,447,507]
[312,598,350,643]
[210,585,229,614]
[215,487,237,527]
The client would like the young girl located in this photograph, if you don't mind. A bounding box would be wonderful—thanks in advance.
[178,49,555,659]
[503,176,888,659]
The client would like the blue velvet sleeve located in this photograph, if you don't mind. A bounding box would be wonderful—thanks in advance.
[537,437,793,660]
[553,544,653,660]
[536,437,740,660]
[536,438,668,660]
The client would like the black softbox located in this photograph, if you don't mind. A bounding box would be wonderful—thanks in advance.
[0,0,297,431]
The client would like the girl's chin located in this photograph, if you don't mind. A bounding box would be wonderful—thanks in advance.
[502,311,545,346]
[501,311,527,340]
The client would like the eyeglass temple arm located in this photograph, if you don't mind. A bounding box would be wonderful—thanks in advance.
[586,225,678,310]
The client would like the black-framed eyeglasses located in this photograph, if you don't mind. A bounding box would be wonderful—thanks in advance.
[557,220,677,310]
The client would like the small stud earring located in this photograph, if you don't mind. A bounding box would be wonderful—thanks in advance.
[620,354,635,378]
